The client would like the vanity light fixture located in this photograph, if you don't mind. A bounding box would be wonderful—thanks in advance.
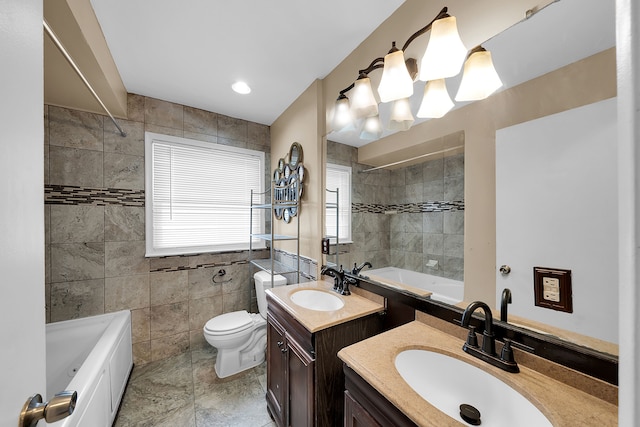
[417,79,454,118]
[359,114,383,140]
[388,98,415,131]
[231,81,251,94]
[331,6,503,138]
[455,46,503,101]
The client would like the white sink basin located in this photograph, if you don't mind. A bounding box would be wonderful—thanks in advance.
[290,289,344,311]
[395,350,552,427]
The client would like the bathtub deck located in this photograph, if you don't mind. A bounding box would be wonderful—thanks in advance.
[114,347,274,427]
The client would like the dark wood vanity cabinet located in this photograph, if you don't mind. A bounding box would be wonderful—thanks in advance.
[266,294,383,427]
[343,365,417,427]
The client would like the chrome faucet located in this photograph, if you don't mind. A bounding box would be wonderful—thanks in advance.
[352,261,372,276]
[321,265,347,294]
[461,301,519,373]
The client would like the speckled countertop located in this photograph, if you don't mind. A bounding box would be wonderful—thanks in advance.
[338,321,618,426]
[265,281,385,333]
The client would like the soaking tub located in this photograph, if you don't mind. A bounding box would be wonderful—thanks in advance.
[46,310,133,427]
[365,267,463,304]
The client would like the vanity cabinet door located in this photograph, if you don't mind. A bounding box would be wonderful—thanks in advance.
[267,314,287,426]
[344,391,382,427]
[287,334,315,427]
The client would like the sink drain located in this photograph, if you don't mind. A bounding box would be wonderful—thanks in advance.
[459,403,481,425]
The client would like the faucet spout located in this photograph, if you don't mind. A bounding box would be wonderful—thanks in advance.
[320,265,345,293]
[352,261,372,276]
[461,301,494,336]
[501,288,512,322]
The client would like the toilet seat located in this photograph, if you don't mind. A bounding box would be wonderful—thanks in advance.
[204,311,254,336]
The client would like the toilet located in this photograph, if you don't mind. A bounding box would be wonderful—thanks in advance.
[203,271,287,378]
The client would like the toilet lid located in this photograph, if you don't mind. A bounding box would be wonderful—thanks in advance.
[204,311,253,335]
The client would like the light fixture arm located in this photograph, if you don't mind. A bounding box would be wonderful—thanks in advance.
[337,6,449,97]
[401,6,449,51]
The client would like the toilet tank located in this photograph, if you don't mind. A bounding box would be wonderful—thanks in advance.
[254,271,287,318]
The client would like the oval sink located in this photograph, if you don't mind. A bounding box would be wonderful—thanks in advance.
[290,289,344,311]
[395,350,552,427]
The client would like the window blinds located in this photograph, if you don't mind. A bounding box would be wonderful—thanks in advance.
[146,133,264,256]
[326,164,352,242]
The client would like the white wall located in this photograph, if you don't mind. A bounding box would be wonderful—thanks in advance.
[496,98,617,343]
[0,0,46,424]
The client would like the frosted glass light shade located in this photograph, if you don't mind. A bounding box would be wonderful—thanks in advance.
[417,79,454,118]
[332,96,353,132]
[378,49,414,103]
[359,115,383,140]
[387,98,414,131]
[455,49,503,101]
[350,77,378,118]
[419,16,467,81]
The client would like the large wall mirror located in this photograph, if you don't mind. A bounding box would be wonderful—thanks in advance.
[325,0,617,358]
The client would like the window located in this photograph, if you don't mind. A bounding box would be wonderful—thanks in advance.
[325,163,352,243]
[145,132,265,256]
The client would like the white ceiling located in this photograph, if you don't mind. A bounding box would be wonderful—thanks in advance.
[89,0,615,147]
[89,0,405,126]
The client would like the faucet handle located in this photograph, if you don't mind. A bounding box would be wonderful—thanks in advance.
[500,339,516,364]
[465,326,478,347]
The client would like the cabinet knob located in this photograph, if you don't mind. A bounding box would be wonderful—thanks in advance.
[281,347,288,353]
[277,341,284,348]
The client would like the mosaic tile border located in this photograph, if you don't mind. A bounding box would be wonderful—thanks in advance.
[45,185,145,206]
[352,201,465,214]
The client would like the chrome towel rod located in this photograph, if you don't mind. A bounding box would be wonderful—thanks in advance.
[43,19,126,137]
[359,144,463,173]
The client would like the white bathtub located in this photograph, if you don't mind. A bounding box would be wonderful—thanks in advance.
[46,310,133,427]
[366,267,463,304]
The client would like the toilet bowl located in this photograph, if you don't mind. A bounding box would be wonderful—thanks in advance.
[203,271,287,378]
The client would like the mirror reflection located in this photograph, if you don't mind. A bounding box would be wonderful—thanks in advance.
[325,0,617,356]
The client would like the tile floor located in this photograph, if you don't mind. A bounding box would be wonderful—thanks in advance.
[114,347,276,427]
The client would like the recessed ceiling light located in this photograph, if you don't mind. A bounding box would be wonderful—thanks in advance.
[232,81,251,94]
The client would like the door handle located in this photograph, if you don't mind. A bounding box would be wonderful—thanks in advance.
[19,390,77,427]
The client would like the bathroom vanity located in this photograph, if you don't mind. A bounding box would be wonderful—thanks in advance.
[265,281,384,427]
[339,321,618,426]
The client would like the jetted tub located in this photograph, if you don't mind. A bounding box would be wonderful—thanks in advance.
[365,267,463,304]
[46,310,133,427]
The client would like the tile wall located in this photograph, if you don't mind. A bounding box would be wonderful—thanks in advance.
[44,95,273,365]
[326,140,464,280]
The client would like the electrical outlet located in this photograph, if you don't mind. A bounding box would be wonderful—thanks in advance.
[534,267,573,313]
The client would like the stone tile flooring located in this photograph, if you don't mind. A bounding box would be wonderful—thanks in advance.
[114,348,275,427]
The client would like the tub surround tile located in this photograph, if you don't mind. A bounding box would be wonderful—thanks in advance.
[126,94,145,123]
[150,270,188,306]
[105,206,145,241]
[151,302,189,339]
[132,342,151,366]
[423,157,444,181]
[218,114,247,142]
[105,274,149,311]
[131,308,150,343]
[50,205,104,243]
[45,97,273,367]
[184,106,217,136]
[104,153,144,190]
[444,153,464,177]
[104,119,144,156]
[443,234,464,258]
[50,242,104,282]
[49,106,103,151]
[145,123,183,137]
[145,97,184,130]
[444,174,464,201]
[443,210,464,235]
[105,241,149,277]
[50,279,105,321]
[49,146,103,187]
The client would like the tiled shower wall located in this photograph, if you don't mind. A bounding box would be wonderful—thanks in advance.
[326,140,464,280]
[44,94,271,365]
